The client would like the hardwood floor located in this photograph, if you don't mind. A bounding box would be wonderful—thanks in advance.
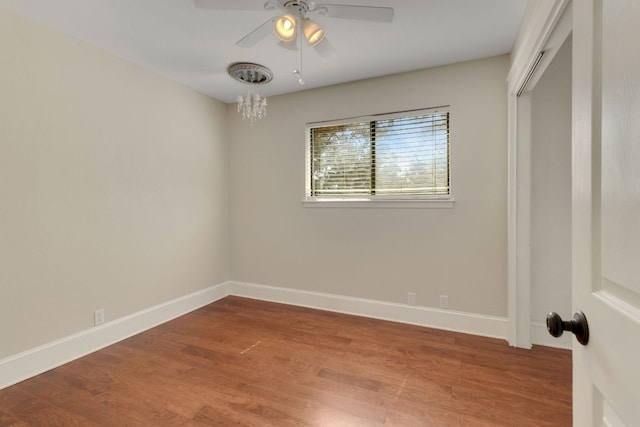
[0,296,572,426]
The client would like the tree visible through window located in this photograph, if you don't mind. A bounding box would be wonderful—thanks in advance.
[307,108,450,198]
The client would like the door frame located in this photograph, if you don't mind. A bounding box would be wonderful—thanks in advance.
[506,0,571,347]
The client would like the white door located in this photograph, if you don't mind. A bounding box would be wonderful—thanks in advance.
[572,0,640,425]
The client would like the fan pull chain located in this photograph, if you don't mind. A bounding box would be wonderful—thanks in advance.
[293,23,305,85]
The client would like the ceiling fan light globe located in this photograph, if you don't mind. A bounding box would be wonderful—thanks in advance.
[274,13,297,41]
[302,18,325,46]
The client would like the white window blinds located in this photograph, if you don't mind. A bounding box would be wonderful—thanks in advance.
[308,108,450,198]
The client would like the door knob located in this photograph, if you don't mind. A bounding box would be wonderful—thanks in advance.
[546,311,589,345]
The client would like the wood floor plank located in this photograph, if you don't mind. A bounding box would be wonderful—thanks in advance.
[0,296,572,426]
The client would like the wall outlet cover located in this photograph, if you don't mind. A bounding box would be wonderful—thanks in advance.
[407,292,417,306]
[439,295,449,309]
[94,309,105,326]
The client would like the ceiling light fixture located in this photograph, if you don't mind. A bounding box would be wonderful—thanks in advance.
[272,2,325,48]
[237,93,267,125]
[274,13,297,41]
[228,62,273,125]
[301,18,325,46]
[273,2,326,86]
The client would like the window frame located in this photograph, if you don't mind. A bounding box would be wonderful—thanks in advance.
[303,106,455,209]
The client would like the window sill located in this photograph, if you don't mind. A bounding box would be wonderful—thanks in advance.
[301,198,455,209]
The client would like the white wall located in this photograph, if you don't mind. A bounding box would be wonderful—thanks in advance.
[229,56,509,317]
[0,8,229,359]
[530,37,572,326]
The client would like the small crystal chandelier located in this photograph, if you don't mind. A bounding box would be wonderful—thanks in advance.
[237,92,267,125]
[228,62,273,125]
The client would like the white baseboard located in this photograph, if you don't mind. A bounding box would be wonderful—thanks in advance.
[229,281,508,341]
[1,280,517,391]
[530,321,572,349]
[0,281,231,390]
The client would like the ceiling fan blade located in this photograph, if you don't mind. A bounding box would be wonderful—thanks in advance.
[279,39,298,51]
[236,18,275,47]
[313,38,337,62]
[314,4,394,23]
[193,0,264,10]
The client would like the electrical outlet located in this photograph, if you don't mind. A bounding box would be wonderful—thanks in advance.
[94,308,105,326]
[407,292,416,306]
[439,295,449,309]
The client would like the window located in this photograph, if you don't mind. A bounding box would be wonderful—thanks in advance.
[305,107,452,207]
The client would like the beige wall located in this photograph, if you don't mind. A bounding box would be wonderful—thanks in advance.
[0,6,511,361]
[229,55,509,316]
[0,9,229,358]
[530,36,572,323]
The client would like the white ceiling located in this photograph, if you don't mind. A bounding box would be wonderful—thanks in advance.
[0,0,527,103]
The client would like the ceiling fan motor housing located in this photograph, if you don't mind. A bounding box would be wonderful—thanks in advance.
[283,1,311,15]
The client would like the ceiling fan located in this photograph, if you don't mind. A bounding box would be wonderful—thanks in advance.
[193,0,394,59]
